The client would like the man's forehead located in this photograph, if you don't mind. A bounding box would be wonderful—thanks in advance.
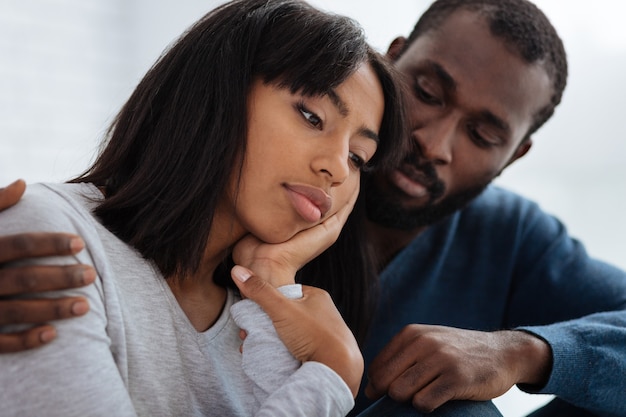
[405,11,500,64]
[398,9,553,142]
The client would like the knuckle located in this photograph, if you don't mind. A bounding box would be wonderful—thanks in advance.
[52,235,71,254]
[15,269,39,291]
[65,265,95,288]
[9,234,35,256]
[244,275,268,296]
[398,367,423,388]
[0,335,20,354]
[22,329,43,350]
[412,396,437,414]
[307,286,331,301]
[401,324,420,338]
[412,388,448,414]
[366,378,383,394]
[388,381,411,402]
[419,382,454,411]
[1,306,25,324]
[65,266,83,286]
[54,302,68,319]
[0,269,18,295]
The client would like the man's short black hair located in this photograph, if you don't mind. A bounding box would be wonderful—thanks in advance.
[404,0,568,139]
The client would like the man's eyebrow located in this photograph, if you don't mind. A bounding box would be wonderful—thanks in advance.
[328,89,379,143]
[479,110,511,136]
[424,61,510,139]
[428,61,456,93]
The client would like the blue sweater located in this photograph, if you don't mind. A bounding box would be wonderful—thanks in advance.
[357,186,626,416]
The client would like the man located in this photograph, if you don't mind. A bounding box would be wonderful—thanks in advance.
[354,1,625,416]
[1,0,625,416]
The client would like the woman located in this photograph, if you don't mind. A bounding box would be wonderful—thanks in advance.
[0,0,407,415]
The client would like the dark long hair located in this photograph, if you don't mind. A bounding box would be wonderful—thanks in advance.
[71,0,407,343]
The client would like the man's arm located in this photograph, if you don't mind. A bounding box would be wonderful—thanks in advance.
[0,180,95,352]
[517,310,626,416]
[364,189,626,416]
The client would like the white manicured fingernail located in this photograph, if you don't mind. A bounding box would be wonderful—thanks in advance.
[232,265,252,282]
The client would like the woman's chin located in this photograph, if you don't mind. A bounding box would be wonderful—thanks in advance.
[255,223,316,245]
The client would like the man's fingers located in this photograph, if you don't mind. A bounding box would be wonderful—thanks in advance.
[0,264,95,296]
[367,334,414,383]
[0,179,26,210]
[0,298,90,325]
[0,325,57,353]
[0,233,85,264]
[409,376,456,414]
[385,361,440,402]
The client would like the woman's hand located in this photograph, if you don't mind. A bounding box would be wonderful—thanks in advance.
[231,265,364,397]
[232,189,357,287]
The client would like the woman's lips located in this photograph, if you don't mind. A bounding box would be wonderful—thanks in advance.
[284,184,332,223]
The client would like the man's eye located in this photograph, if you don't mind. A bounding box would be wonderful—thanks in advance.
[348,151,368,171]
[414,84,443,106]
[299,104,322,129]
[468,125,496,148]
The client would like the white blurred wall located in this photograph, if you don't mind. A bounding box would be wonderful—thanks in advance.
[1,1,624,415]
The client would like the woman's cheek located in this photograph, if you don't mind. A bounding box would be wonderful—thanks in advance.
[333,175,360,215]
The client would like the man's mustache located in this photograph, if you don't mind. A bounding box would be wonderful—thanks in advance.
[402,150,445,202]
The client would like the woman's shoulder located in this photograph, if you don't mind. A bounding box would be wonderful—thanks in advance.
[0,182,101,235]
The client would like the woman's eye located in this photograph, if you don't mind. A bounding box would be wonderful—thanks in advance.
[299,104,323,129]
[348,151,368,171]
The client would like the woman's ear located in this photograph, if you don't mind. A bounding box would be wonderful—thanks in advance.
[386,37,408,61]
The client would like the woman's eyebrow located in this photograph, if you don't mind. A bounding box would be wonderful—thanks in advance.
[327,90,349,117]
[359,127,380,144]
[327,89,379,143]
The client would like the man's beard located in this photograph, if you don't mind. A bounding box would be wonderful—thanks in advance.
[364,158,491,230]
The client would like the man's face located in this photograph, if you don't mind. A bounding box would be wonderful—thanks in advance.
[366,10,553,230]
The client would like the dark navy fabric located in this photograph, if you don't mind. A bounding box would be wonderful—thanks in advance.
[355,186,626,416]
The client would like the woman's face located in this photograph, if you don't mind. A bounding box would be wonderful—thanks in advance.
[228,62,385,244]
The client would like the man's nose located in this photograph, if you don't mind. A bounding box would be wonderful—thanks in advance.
[413,117,456,165]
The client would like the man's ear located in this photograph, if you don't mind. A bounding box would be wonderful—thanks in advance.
[386,36,408,61]
[506,138,533,168]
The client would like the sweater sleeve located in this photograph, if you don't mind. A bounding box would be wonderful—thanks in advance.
[230,284,354,417]
[506,195,626,416]
[517,311,626,417]
[0,184,137,417]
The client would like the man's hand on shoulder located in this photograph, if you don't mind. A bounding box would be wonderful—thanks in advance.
[365,324,552,413]
[0,180,95,353]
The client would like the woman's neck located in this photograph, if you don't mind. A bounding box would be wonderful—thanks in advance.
[167,204,246,332]
[167,272,227,332]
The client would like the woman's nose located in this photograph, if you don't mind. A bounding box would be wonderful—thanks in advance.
[312,137,350,186]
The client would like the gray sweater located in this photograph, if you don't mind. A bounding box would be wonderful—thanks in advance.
[0,183,353,416]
